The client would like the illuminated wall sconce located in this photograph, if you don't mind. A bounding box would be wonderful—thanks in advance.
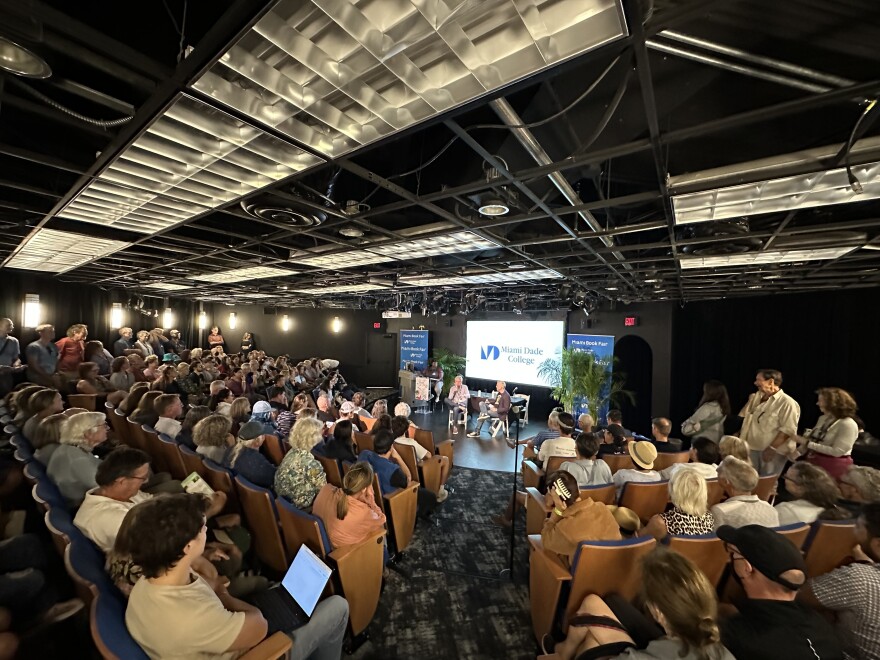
[162,308,174,329]
[331,316,342,333]
[110,302,124,329]
[198,311,207,330]
[23,293,41,328]
[229,312,237,330]
[281,315,290,332]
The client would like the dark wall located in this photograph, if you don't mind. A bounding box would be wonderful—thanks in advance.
[0,270,200,356]
[670,288,880,436]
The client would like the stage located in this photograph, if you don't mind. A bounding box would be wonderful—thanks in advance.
[408,404,536,473]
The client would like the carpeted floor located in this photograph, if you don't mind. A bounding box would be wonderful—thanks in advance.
[351,466,536,660]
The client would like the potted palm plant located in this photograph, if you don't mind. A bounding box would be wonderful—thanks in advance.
[432,347,466,396]
[537,347,634,419]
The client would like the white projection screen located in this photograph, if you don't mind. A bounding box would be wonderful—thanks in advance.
[465,320,564,387]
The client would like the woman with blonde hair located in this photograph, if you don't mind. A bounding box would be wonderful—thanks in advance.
[21,388,62,441]
[718,435,750,463]
[311,462,385,548]
[193,414,234,464]
[119,382,149,415]
[274,416,327,510]
[370,398,388,419]
[792,387,859,479]
[229,397,251,435]
[546,548,733,659]
[641,468,715,541]
[32,412,67,465]
[46,411,108,506]
[129,391,162,427]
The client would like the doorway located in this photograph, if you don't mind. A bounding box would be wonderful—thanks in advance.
[614,335,653,434]
[365,333,397,386]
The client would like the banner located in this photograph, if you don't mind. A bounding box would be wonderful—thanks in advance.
[399,329,429,370]
[566,334,615,421]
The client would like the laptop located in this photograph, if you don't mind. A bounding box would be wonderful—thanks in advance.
[248,544,333,635]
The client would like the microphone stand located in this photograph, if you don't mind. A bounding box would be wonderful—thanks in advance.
[500,399,521,581]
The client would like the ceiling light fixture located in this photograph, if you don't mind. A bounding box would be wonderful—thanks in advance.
[679,246,857,269]
[5,229,129,273]
[191,265,296,284]
[339,227,365,238]
[478,196,510,216]
[0,37,51,78]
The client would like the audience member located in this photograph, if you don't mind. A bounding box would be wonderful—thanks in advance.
[370,398,388,419]
[228,397,251,436]
[176,405,211,451]
[681,379,730,444]
[660,437,721,481]
[576,413,594,436]
[648,417,682,452]
[739,368,800,476]
[537,411,578,469]
[559,432,613,488]
[612,441,661,496]
[124,494,348,659]
[46,411,107,505]
[0,318,23,397]
[792,387,859,480]
[274,416,326,510]
[267,387,294,438]
[540,471,620,567]
[839,465,880,506]
[641,468,715,541]
[349,391,373,419]
[717,524,842,659]
[25,324,59,387]
[315,395,335,424]
[154,394,184,438]
[118,382,149,415]
[598,423,629,457]
[56,324,87,375]
[84,340,114,376]
[113,327,134,357]
[142,356,160,381]
[248,400,279,438]
[391,415,450,502]
[524,410,561,452]
[76,361,126,405]
[193,414,234,464]
[719,435,751,463]
[109,357,135,391]
[605,409,633,436]
[799,501,880,660]
[711,456,779,529]
[318,419,357,463]
[775,462,847,525]
[369,414,392,436]
[225,422,276,489]
[21,388,62,441]
[133,330,154,358]
[210,388,234,416]
[32,413,66,465]
[312,462,386,549]
[129,391,162,428]
[545,548,733,659]
[359,430,410,496]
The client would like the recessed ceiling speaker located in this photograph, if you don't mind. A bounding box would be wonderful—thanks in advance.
[241,200,325,227]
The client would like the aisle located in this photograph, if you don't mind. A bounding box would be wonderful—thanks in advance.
[351,466,534,660]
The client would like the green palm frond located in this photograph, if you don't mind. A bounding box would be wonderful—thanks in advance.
[537,347,634,418]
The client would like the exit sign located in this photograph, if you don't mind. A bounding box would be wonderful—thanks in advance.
[624,315,640,327]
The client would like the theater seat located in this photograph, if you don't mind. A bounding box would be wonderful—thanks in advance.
[67,394,97,411]
[203,458,240,514]
[705,479,724,507]
[618,480,670,524]
[394,442,443,495]
[601,454,635,474]
[372,474,418,554]
[353,430,374,454]
[528,535,656,643]
[667,534,729,587]
[803,519,858,577]
[413,428,454,469]
[653,451,690,472]
[156,433,187,480]
[753,474,778,503]
[234,475,288,575]
[773,522,811,550]
[311,451,344,488]
[178,444,208,480]
[261,434,287,466]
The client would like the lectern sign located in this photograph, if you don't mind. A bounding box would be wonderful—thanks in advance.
[399,330,429,370]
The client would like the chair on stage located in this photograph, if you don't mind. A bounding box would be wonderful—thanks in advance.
[528,535,656,643]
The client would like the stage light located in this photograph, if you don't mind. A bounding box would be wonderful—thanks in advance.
[0,37,51,78]
[110,303,124,329]
[198,311,207,330]
[331,316,342,333]
[162,308,174,329]
[22,294,41,328]
[228,312,237,330]
[281,315,290,332]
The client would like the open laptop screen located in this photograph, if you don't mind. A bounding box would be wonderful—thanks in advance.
[281,544,332,617]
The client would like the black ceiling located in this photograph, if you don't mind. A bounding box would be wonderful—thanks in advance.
[1,0,879,314]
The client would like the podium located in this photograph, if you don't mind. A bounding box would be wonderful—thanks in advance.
[398,370,432,412]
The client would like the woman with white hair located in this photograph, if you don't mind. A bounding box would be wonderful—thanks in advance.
[45,411,108,506]
[640,467,715,540]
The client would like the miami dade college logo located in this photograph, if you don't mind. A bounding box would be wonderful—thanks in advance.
[480,345,500,360]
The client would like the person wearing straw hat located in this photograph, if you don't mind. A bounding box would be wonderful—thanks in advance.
[612,440,660,497]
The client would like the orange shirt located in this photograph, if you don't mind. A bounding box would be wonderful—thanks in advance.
[312,484,386,549]
[540,498,622,566]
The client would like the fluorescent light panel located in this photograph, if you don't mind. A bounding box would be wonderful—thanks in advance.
[191,265,297,283]
[672,160,880,224]
[192,0,627,157]
[292,283,390,294]
[58,94,323,234]
[679,247,856,270]
[6,228,129,273]
[294,251,390,268]
[400,268,562,286]
[143,283,192,291]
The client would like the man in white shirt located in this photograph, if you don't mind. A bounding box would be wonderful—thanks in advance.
[390,415,450,502]
[739,369,800,476]
[444,375,470,435]
[537,412,578,469]
[711,456,779,530]
[153,394,184,438]
[613,441,661,496]
[660,437,721,481]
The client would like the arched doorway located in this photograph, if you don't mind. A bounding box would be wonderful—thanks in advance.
[614,335,653,434]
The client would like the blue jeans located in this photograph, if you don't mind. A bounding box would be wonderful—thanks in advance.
[288,595,349,660]
[750,448,786,477]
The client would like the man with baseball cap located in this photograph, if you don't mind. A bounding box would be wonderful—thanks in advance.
[717,524,842,659]
[612,440,661,497]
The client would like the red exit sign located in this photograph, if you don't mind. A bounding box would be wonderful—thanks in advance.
[624,315,640,327]
[373,322,382,329]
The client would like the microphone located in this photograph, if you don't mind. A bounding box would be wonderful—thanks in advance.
[512,387,518,394]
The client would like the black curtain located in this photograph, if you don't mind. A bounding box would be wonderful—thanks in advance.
[671,288,880,436]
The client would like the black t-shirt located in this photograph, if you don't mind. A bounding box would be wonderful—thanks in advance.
[720,599,842,660]
[652,437,683,453]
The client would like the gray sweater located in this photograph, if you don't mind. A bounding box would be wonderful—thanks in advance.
[47,444,100,507]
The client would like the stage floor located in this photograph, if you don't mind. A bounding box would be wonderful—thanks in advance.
[409,406,535,473]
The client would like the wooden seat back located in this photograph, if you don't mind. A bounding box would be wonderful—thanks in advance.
[393,442,420,482]
[202,458,240,513]
[312,451,344,488]
[653,451,691,472]
[361,416,377,431]
[413,428,435,455]
[276,495,331,559]
[261,434,287,466]
[579,483,617,505]
[773,522,811,550]
[141,426,169,474]
[156,434,187,480]
[544,456,569,477]
[706,478,725,507]
[353,430,374,454]
[618,480,670,524]
[178,444,208,480]
[125,418,145,450]
[667,535,729,587]
[373,474,418,553]
[804,519,858,577]
[233,475,288,575]
[601,453,635,474]
[68,394,97,411]
[754,474,778,503]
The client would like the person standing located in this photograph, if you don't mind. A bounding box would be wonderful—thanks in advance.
[25,324,59,388]
[112,327,134,357]
[55,324,87,376]
[0,318,23,396]
[791,387,859,480]
[681,379,730,444]
[739,369,800,477]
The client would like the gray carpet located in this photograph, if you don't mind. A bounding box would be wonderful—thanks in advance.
[351,466,536,660]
